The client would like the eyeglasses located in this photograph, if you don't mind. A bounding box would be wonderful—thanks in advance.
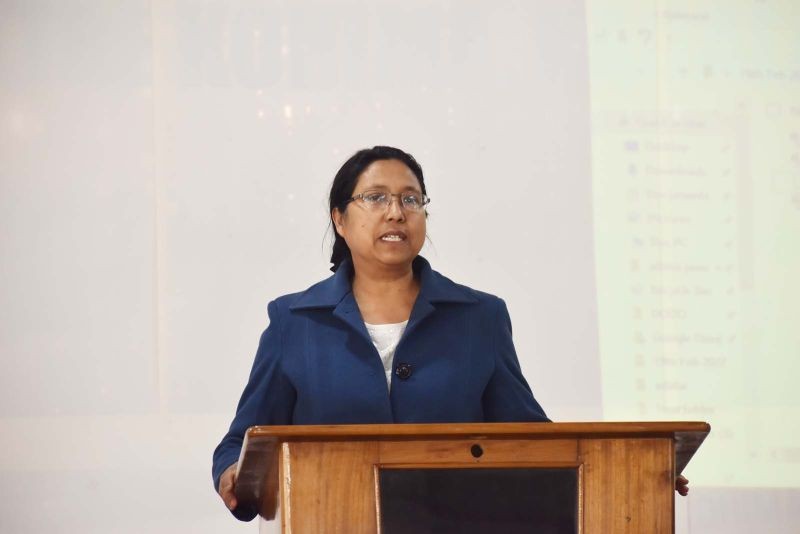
[343,189,430,213]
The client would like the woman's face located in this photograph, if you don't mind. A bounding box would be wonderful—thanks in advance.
[332,159,426,272]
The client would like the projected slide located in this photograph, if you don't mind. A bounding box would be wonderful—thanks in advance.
[588,1,800,487]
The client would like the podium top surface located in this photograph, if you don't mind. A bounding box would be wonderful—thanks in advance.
[244,421,709,442]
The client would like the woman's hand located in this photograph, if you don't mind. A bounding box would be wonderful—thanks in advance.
[676,474,689,496]
[218,463,238,511]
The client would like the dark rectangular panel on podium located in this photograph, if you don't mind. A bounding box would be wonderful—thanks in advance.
[379,467,578,534]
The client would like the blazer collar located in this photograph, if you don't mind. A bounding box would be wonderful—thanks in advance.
[289,255,478,311]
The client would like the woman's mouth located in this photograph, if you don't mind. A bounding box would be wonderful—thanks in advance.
[379,231,407,242]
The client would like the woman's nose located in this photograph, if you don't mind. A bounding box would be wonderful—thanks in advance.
[385,196,406,221]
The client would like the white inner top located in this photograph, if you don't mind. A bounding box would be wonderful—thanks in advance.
[364,320,409,391]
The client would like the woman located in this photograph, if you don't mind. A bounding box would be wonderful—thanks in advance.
[212,146,687,520]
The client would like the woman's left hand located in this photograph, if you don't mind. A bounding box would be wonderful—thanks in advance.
[676,474,689,496]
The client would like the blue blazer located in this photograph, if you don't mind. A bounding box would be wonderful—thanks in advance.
[212,256,548,519]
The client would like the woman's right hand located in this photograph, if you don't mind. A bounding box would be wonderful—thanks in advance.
[217,463,238,511]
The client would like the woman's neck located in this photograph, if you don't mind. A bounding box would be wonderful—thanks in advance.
[350,259,420,324]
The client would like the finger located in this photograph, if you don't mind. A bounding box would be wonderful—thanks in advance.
[219,485,237,510]
[218,483,235,509]
[218,464,239,510]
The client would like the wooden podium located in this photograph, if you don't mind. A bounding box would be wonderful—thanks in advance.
[235,422,709,533]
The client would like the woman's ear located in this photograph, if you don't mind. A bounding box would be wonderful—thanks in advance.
[331,208,345,237]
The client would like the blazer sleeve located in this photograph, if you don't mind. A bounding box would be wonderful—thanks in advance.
[211,299,296,521]
[482,297,551,423]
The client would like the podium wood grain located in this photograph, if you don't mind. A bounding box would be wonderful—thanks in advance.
[282,441,379,533]
[580,438,674,533]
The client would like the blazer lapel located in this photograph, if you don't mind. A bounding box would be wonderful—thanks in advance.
[332,291,373,347]
[400,256,478,342]
[289,259,374,345]
[401,293,435,341]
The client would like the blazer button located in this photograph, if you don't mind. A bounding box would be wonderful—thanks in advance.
[395,362,412,380]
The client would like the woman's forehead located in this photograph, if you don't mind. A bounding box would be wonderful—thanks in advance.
[356,159,421,191]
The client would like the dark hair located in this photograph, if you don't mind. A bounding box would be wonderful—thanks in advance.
[328,146,427,272]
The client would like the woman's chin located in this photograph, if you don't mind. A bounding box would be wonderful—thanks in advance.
[372,246,418,266]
